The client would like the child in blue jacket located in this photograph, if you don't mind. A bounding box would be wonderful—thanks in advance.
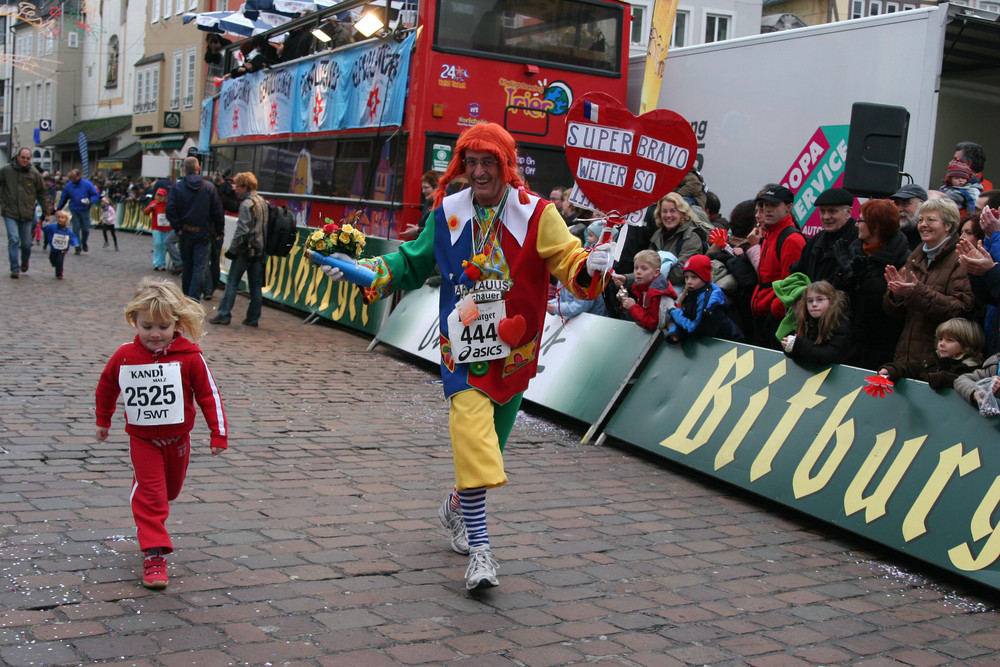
[43,210,80,279]
[665,254,744,343]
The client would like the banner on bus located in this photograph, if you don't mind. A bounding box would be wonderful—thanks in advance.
[217,33,416,139]
[604,337,1000,592]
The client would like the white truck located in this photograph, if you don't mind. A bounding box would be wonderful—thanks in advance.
[628,4,1000,223]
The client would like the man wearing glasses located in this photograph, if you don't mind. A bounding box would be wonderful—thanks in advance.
[0,148,51,279]
[320,123,614,591]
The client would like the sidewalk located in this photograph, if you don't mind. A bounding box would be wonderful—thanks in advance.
[0,230,998,667]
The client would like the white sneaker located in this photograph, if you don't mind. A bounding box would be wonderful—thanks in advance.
[438,497,469,554]
[465,546,498,590]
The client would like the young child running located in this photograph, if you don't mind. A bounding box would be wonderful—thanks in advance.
[95,278,228,589]
[42,210,80,279]
[780,280,852,365]
[101,197,118,250]
[879,317,984,390]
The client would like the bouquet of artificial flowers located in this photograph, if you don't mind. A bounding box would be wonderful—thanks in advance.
[303,214,376,286]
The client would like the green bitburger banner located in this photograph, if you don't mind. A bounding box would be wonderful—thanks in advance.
[605,337,1000,591]
[116,200,151,233]
[257,229,395,335]
[374,286,655,424]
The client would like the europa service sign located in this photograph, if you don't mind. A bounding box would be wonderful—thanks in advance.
[563,92,697,217]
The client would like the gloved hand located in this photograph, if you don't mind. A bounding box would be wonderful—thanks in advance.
[319,252,356,281]
[586,242,615,274]
[782,334,796,354]
[833,238,854,274]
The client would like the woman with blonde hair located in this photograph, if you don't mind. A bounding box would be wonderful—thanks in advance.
[650,192,705,286]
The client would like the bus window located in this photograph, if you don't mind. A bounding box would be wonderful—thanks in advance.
[232,145,257,178]
[258,145,280,192]
[437,0,622,74]
[212,146,235,180]
[309,140,336,196]
[334,139,374,199]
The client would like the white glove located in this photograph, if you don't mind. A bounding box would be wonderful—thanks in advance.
[783,334,796,354]
[319,251,356,282]
[586,242,615,274]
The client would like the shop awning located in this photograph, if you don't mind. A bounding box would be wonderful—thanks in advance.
[139,134,186,150]
[97,142,142,168]
[43,115,133,148]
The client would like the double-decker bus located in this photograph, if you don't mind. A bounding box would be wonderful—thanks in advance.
[204,0,631,240]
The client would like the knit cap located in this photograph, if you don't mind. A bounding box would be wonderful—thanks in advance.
[946,160,973,180]
[682,254,712,283]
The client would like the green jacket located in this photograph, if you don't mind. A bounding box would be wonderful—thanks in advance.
[0,159,50,222]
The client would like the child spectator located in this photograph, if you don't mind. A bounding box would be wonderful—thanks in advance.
[100,197,118,251]
[879,317,984,389]
[954,352,1000,408]
[143,188,171,271]
[664,254,743,343]
[42,210,79,279]
[780,280,852,365]
[95,278,228,589]
[548,221,609,320]
[617,248,677,331]
[941,159,983,213]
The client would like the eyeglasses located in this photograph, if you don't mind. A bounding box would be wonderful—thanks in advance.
[463,157,498,169]
[805,296,829,305]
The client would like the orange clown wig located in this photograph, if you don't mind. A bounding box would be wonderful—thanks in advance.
[432,123,531,208]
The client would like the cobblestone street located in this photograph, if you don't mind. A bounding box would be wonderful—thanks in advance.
[1,230,998,666]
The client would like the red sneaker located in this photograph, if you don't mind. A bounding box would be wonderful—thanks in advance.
[142,556,168,589]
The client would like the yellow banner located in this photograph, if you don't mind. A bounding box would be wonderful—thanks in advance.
[640,0,679,114]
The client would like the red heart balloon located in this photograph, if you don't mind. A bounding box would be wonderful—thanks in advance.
[497,314,526,347]
[564,92,697,217]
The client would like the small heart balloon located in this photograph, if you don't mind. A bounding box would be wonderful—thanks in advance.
[497,314,526,347]
[564,92,697,217]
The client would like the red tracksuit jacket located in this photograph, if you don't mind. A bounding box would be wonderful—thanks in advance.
[95,334,227,449]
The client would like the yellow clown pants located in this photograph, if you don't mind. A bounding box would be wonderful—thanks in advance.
[448,389,522,491]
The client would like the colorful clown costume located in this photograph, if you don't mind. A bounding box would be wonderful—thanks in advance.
[357,185,603,588]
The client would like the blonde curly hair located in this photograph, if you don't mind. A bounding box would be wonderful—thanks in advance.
[124,277,206,340]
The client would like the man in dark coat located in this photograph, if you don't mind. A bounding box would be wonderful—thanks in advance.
[0,148,51,278]
[166,157,224,300]
[790,187,859,285]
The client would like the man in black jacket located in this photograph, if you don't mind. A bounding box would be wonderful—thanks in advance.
[790,187,859,285]
[166,157,223,300]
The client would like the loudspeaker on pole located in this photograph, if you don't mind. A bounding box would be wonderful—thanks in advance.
[842,102,910,198]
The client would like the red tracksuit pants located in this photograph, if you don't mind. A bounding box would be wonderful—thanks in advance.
[129,433,190,554]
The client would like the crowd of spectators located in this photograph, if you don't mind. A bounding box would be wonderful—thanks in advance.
[546,140,1000,413]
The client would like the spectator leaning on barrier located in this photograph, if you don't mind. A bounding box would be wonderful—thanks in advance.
[0,147,51,278]
[883,197,974,365]
[838,198,910,370]
[57,169,100,255]
[750,185,806,349]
